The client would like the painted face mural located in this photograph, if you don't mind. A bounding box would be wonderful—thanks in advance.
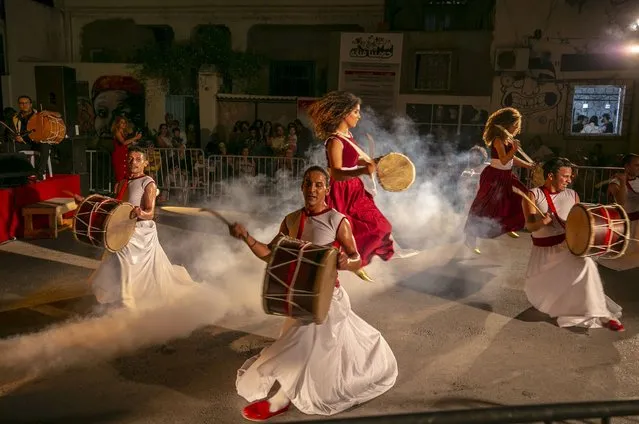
[500,59,564,116]
[77,75,145,138]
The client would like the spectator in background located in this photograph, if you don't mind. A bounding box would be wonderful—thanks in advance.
[601,114,614,134]
[156,123,172,148]
[269,123,287,155]
[581,116,601,134]
[572,115,587,133]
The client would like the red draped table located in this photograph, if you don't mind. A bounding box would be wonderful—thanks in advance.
[0,174,81,243]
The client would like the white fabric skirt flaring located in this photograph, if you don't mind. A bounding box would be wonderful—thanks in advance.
[236,286,398,416]
[525,242,622,328]
[91,220,197,308]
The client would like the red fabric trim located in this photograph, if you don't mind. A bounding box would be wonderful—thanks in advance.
[540,186,565,229]
[115,180,129,201]
[532,233,566,247]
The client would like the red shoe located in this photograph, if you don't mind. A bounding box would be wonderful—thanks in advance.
[242,399,290,422]
[604,319,625,332]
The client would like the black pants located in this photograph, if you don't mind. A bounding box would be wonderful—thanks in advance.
[15,141,51,178]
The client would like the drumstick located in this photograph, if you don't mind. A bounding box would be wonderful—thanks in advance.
[594,178,617,189]
[198,208,232,227]
[512,186,546,216]
[495,125,535,165]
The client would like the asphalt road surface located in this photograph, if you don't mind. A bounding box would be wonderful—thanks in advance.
[1,213,639,424]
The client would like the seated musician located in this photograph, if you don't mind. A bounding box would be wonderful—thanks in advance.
[601,153,639,271]
[228,165,398,421]
[522,157,624,331]
[72,146,198,310]
[12,95,53,180]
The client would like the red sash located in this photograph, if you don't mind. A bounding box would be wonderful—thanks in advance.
[532,234,566,247]
[540,186,565,229]
[115,179,129,201]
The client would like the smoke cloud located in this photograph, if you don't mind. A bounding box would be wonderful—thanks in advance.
[0,105,494,391]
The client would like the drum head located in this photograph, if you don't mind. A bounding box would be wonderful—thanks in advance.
[376,152,416,192]
[312,248,338,325]
[103,203,136,252]
[565,204,592,256]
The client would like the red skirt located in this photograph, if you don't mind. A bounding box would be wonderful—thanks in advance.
[464,166,527,239]
[112,143,128,182]
[328,177,394,266]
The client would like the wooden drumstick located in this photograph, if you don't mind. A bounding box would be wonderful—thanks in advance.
[594,178,617,189]
[495,124,535,166]
[199,208,232,227]
[512,186,546,216]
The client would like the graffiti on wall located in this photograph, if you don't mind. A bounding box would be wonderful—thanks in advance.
[499,57,567,135]
[77,75,145,138]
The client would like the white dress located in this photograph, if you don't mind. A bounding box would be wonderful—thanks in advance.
[90,175,197,308]
[236,208,398,416]
[598,178,639,271]
[524,188,622,328]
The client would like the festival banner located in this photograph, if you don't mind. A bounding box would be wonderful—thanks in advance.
[338,33,403,115]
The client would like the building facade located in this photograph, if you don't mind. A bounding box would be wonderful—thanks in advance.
[490,0,639,162]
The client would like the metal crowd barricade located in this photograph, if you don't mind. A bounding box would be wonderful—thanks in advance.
[206,154,308,198]
[86,149,113,194]
[85,147,209,204]
[151,147,209,205]
[520,165,623,204]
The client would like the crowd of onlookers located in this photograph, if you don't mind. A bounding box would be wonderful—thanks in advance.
[202,119,316,160]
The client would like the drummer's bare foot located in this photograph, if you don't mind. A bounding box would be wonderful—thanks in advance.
[508,231,520,238]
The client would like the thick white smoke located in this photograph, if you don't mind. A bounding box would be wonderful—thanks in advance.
[0,105,494,391]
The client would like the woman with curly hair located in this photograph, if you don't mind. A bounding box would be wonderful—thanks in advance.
[306,91,395,270]
[464,107,534,254]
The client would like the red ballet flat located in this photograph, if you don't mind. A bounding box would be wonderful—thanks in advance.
[604,319,625,332]
[242,399,290,422]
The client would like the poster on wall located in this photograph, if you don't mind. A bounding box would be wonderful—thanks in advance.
[338,33,403,116]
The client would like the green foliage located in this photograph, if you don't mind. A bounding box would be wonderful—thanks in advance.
[131,25,265,94]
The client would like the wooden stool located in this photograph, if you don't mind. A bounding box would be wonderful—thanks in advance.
[22,197,77,239]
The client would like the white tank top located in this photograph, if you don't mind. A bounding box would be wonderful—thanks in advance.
[610,177,639,214]
[530,187,578,239]
[124,175,155,207]
[284,208,346,246]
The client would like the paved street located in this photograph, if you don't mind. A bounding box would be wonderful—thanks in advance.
[1,210,639,424]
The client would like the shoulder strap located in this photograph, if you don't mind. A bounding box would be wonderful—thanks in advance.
[540,186,565,229]
[331,133,372,162]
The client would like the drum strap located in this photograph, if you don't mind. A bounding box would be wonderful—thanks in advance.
[115,180,129,201]
[626,179,638,194]
[540,187,565,229]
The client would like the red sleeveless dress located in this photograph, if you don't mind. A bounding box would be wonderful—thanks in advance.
[112,137,128,182]
[464,143,527,238]
[325,133,394,266]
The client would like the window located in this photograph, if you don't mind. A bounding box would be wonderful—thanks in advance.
[570,85,624,136]
[414,51,452,91]
[270,61,315,97]
[406,103,488,148]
